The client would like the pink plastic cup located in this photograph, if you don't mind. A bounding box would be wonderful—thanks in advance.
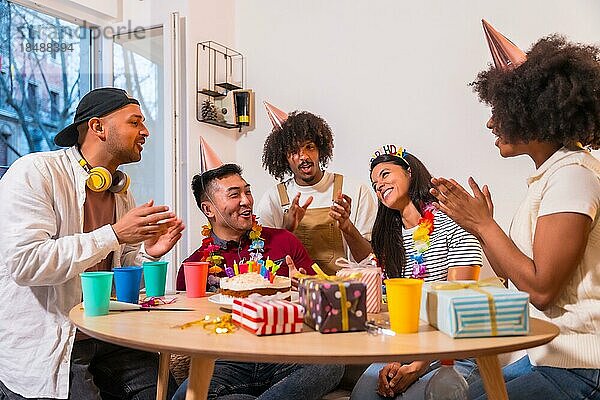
[183,262,209,298]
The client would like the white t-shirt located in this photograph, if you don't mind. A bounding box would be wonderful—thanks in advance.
[400,211,483,281]
[509,148,600,369]
[256,171,377,260]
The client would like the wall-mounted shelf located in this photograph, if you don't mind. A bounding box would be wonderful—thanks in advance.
[215,82,242,91]
[198,89,226,98]
[196,41,246,129]
[199,119,239,129]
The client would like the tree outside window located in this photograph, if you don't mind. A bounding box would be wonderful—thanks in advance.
[27,82,37,111]
[50,90,59,119]
[0,0,92,178]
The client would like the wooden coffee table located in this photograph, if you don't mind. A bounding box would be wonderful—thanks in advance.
[70,296,558,400]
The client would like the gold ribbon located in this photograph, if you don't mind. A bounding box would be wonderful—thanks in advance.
[339,282,349,331]
[294,263,362,281]
[172,314,236,334]
[296,263,358,330]
[430,277,506,336]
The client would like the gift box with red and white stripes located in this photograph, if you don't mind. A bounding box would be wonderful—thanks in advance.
[232,297,304,336]
[336,267,382,313]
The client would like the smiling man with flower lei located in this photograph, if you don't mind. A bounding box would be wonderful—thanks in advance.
[176,163,315,292]
[173,163,345,400]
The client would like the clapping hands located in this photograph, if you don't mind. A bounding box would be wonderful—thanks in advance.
[429,177,494,237]
[112,200,184,258]
[283,193,313,232]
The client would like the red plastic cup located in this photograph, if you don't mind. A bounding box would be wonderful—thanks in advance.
[183,262,209,298]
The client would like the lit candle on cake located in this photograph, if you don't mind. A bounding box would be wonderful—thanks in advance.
[265,258,275,271]
[239,263,248,274]
[271,262,281,276]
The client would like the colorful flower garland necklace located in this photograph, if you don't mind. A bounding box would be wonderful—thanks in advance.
[200,216,267,287]
[409,203,436,279]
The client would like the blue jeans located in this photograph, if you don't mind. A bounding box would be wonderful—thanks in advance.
[172,361,344,400]
[0,338,177,400]
[350,359,479,400]
[468,355,600,400]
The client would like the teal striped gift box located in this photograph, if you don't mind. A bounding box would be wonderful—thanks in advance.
[419,281,529,338]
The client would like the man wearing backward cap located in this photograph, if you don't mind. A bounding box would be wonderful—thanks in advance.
[0,87,184,399]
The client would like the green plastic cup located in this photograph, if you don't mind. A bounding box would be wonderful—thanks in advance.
[80,271,114,316]
[143,261,168,297]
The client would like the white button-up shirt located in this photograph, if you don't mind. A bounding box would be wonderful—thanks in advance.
[0,147,148,398]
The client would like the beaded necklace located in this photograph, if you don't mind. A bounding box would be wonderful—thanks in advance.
[409,204,436,279]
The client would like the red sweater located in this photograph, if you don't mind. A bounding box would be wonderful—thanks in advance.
[176,226,315,291]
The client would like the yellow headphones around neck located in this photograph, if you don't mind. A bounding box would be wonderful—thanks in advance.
[77,153,130,194]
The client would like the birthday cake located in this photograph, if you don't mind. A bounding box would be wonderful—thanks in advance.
[219,272,291,298]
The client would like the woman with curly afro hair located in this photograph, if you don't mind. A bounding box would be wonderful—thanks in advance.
[257,110,377,275]
[431,29,600,400]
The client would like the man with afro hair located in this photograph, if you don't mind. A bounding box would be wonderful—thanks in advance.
[257,111,377,274]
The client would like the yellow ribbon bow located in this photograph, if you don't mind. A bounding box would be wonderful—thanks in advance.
[294,263,362,282]
[430,277,506,336]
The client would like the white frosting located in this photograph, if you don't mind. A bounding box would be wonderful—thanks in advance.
[220,272,291,291]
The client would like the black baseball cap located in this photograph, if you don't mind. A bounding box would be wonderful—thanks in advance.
[54,87,140,147]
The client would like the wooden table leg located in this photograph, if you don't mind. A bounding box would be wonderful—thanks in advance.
[157,352,171,400]
[476,355,508,400]
[186,356,216,400]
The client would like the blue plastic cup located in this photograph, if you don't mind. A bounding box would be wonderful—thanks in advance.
[143,261,168,297]
[80,271,114,316]
[113,266,143,304]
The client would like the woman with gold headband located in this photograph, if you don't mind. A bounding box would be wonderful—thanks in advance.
[350,145,483,399]
[431,21,600,399]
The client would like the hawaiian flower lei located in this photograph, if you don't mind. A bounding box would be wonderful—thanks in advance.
[409,204,436,279]
[199,216,265,286]
[200,223,224,275]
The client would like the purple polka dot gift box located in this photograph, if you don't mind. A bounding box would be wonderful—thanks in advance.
[299,278,367,333]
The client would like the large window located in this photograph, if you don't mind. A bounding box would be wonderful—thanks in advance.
[0,0,92,178]
[113,26,165,206]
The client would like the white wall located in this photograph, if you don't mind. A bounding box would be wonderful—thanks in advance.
[183,0,237,254]
[235,0,600,237]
